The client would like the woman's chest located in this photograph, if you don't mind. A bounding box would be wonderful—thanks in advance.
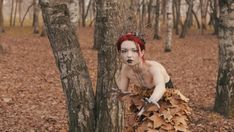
[127,70,154,88]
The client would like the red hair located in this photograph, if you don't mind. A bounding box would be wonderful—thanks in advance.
[116,32,145,52]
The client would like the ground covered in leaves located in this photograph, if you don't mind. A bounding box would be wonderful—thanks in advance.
[0,27,234,131]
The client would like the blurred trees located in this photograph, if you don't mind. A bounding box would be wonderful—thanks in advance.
[0,0,4,32]
[1,0,221,41]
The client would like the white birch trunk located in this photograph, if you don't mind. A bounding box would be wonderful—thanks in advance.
[164,0,173,52]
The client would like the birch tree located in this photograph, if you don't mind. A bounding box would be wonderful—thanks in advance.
[95,0,124,131]
[153,0,161,39]
[164,0,173,52]
[39,1,95,131]
[214,0,234,117]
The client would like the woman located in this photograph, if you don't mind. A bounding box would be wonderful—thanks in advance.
[116,32,173,109]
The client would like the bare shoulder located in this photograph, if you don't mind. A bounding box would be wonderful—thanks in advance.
[145,60,166,71]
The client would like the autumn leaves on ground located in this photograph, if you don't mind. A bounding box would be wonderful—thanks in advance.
[0,26,234,131]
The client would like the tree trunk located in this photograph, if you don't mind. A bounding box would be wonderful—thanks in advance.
[40,23,46,37]
[180,0,193,38]
[33,0,39,34]
[192,9,201,29]
[39,1,95,131]
[0,0,4,33]
[174,0,181,35]
[95,0,124,131]
[10,0,14,27]
[93,0,102,50]
[214,0,234,118]
[18,0,22,22]
[13,0,18,26]
[164,0,173,52]
[80,0,86,27]
[153,0,161,39]
[147,0,153,28]
[140,0,146,32]
[200,0,208,34]
[210,0,219,35]
[20,3,34,27]
[162,0,166,24]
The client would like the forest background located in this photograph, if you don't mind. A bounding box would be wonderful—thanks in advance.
[0,0,234,131]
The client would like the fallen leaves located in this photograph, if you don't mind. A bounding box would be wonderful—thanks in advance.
[120,89,191,132]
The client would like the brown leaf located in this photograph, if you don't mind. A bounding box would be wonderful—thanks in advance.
[174,124,189,132]
[161,109,173,122]
[161,123,174,131]
[145,103,160,112]
[148,114,164,129]
[173,115,188,126]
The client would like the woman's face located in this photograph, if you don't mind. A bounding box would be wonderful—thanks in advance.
[120,40,143,66]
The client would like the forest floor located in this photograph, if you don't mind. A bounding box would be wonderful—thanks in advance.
[0,26,234,132]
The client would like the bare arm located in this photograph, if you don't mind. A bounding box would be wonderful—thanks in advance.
[117,67,129,92]
[148,67,166,104]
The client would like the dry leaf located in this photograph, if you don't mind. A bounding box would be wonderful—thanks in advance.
[148,114,164,129]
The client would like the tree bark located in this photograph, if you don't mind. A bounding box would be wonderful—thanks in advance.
[153,0,161,39]
[139,0,146,32]
[93,0,102,50]
[180,0,193,38]
[210,0,219,35]
[33,0,39,34]
[0,0,4,32]
[95,0,124,131]
[164,0,173,52]
[40,23,46,37]
[13,0,18,26]
[214,0,234,118]
[10,0,14,27]
[18,0,22,22]
[147,0,153,28]
[39,1,95,131]
[174,0,181,35]
[200,0,208,34]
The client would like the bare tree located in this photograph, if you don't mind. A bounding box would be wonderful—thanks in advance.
[10,0,14,26]
[13,0,18,26]
[0,0,4,32]
[33,0,39,33]
[18,0,22,22]
[209,0,219,35]
[21,3,34,27]
[200,0,209,34]
[180,0,193,38]
[147,0,153,28]
[174,0,181,35]
[153,0,161,39]
[39,1,95,131]
[139,0,146,32]
[164,0,173,52]
[79,0,92,27]
[214,0,234,117]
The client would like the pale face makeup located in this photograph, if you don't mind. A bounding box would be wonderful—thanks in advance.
[120,40,143,66]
